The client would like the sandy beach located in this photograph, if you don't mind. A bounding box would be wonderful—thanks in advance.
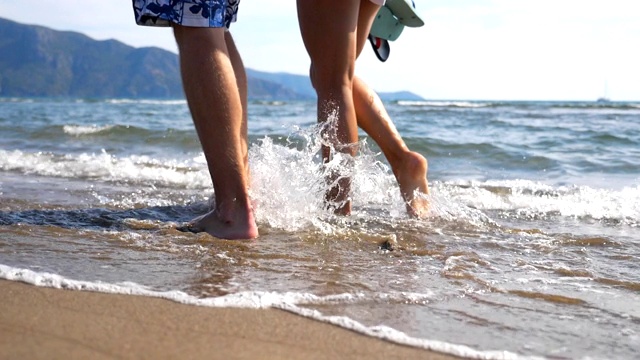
[0,280,459,360]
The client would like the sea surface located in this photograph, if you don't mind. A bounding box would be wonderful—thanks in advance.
[1,97,639,359]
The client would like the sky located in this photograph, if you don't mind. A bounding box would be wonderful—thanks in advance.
[1,0,639,101]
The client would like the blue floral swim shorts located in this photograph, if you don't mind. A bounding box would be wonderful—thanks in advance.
[133,0,240,28]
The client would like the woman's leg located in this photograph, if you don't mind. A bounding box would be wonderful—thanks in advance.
[352,1,430,217]
[297,0,362,215]
[352,77,430,217]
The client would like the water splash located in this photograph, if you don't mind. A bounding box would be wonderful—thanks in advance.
[249,120,408,233]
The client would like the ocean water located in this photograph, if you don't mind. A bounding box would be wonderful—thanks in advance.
[1,97,639,359]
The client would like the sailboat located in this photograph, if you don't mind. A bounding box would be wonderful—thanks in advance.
[596,81,611,102]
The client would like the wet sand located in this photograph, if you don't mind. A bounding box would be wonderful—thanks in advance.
[0,280,460,360]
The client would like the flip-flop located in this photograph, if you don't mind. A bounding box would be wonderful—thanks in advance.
[370,5,405,41]
[385,0,425,27]
[368,34,390,62]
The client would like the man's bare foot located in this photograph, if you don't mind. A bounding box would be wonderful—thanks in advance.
[394,151,430,218]
[178,199,258,240]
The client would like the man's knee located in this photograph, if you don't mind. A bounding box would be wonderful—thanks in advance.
[173,25,226,52]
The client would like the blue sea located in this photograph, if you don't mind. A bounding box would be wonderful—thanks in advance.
[1,97,639,359]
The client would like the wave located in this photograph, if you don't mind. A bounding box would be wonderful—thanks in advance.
[59,124,165,138]
[102,99,187,105]
[2,140,638,227]
[0,97,34,103]
[438,180,640,226]
[396,100,491,108]
[250,100,287,106]
[0,265,529,360]
[548,102,640,111]
[10,124,202,152]
[0,149,210,188]
[394,100,640,111]
[63,124,115,135]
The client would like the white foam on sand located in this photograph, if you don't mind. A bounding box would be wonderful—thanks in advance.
[0,264,539,360]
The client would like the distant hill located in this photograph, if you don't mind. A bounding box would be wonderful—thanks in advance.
[377,91,425,101]
[0,18,424,101]
[0,18,183,98]
[246,69,425,101]
[246,69,316,99]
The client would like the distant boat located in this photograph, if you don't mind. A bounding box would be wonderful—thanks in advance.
[596,81,611,102]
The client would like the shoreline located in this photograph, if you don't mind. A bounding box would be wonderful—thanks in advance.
[0,279,461,360]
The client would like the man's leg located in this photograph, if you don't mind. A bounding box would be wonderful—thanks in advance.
[225,31,250,180]
[173,25,258,239]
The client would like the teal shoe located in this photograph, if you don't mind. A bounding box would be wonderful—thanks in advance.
[386,0,424,27]
[368,0,424,61]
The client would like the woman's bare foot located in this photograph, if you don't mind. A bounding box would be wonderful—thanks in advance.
[325,180,352,216]
[394,151,430,218]
[178,199,258,240]
[323,152,354,216]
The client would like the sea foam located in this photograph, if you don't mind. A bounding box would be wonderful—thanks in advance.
[63,124,114,135]
[0,264,536,360]
[2,145,638,227]
[0,149,209,189]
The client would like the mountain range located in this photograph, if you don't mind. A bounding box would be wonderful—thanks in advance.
[0,17,424,101]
